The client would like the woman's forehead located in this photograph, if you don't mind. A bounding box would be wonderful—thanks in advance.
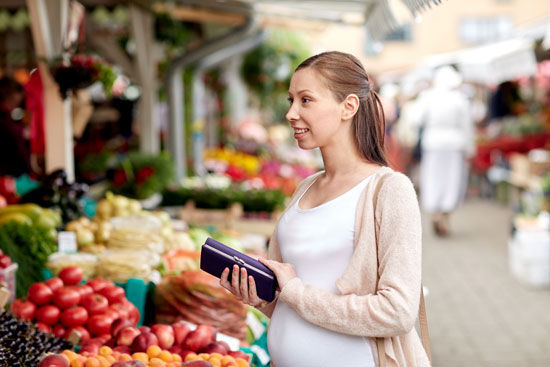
[289,68,329,95]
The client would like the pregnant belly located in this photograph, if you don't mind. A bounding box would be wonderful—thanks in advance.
[267,303,374,367]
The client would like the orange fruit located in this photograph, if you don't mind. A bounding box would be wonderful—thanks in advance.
[132,352,149,363]
[221,355,235,365]
[95,356,110,367]
[172,354,182,362]
[235,358,249,367]
[70,359,84,367]
[198,353,210,360]
[84,359,100,367]
[98,346,112,356]
[184,353,198,362]
[119,353,132,361]
[147,345,162,358]
[209,358,222,367]
[158,350,173,362]
[209,353,223,360]
[62,351,77,363]
[150,357,167,367]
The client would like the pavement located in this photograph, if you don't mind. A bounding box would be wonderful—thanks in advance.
[421,199,550,367]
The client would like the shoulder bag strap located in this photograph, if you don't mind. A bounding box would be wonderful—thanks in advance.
[374,172,432,366]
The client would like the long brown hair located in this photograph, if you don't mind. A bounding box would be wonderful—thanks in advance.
[296,51,387,166]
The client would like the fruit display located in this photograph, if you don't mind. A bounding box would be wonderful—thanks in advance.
[40,343,250,367]
[10,266,140,343]
[0,203,60,234]
[154,272,248,341]
[0,221,58,297]
[0,311,73,367]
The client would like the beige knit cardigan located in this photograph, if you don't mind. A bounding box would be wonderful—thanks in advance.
[259,166,431,367]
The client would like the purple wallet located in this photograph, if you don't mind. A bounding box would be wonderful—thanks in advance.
[200,237,278,302]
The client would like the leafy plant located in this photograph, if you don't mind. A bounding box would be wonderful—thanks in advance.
[109,152,175,200]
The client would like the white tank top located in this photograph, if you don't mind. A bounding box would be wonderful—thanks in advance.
[267,175,375,367]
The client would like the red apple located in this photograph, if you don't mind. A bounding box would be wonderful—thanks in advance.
[181,361,214,367]
[79,342,99,356]
[150,324,174,349]
[172,321,191,345]
[116,326,140,346]
[138,326,150,333]
[168,345,182,354]
[111,318,132,337]
[183,325,216,352]
[199,342,228,355]
[217,340,231,352]
[130,332,158,353]
[229,350,251,362]
[39,354,69,367]
[113,345,132,354]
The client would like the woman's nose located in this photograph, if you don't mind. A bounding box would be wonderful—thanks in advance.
[285,104,298,122]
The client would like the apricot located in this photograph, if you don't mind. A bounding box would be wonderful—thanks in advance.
[132,352,149,363]
[147,345,162,359]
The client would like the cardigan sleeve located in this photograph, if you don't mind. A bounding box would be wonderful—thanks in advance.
[278,173,423,337]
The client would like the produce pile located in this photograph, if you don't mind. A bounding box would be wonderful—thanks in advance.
[155,272,248,341]
[10,266,139,343]
[0,311,73,367]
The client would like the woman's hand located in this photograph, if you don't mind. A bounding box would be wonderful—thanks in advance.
[259,258,296,290]
[220,265,266,308]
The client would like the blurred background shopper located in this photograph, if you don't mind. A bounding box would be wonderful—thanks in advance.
[414,66,475,236]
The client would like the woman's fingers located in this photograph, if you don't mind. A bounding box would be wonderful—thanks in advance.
[240,268,249,302]
[231,265,240,293]
[220,267,230,288]
[248,275,259,303]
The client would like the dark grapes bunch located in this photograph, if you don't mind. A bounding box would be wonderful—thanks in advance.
[0,312,73,367]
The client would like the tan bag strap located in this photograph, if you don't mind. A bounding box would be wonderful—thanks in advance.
[372,171,431,365]
[376,287,431,366]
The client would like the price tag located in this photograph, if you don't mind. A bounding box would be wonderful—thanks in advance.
[246,312,266,340]
[215,332,240,351]
[57,231,77,253]
[250,344,270,365]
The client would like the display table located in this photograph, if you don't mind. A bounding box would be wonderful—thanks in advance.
[473,133,550,173]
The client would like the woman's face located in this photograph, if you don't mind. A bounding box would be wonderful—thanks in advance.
[286,68,344,150]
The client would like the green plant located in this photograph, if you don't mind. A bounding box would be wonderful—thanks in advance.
[109,152,175,199]
[241,29,310,121]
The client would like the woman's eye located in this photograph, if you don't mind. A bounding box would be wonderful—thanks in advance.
[302,97,311,103]
[287,97,293,104]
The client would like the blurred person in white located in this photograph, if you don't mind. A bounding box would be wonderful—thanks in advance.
[220,51,430,367]
[414,66,475,236]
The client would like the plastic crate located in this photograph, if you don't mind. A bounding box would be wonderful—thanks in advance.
[0,263,18,303]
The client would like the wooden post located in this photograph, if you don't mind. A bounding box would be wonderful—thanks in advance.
[26,0,74,182]
[130,4,159,154]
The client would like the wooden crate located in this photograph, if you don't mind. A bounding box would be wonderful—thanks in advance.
[179,201,280,237]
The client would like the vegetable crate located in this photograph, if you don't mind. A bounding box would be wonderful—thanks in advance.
[178,201,280,237]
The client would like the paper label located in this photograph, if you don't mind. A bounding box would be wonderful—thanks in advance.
[216,332,240,351]
[250,344,270,364]
[246,312,266,340]
[57,231,77,253]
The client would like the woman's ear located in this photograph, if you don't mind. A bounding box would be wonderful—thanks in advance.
[341,93,360,121]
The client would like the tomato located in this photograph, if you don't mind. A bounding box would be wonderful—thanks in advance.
[52,287,81,309]
[86,277,113,293]
[35,305,61,325]
[0,177,16,196]
[81,294,108,315]
[44,277,64,292]
[109,303,129,321]
[0,254,11,268]
[28,282,53,305]
[36,322,51,334]
[67,326,90,345]
[74,284,93,298]
[87,314,113,336]
[59,266,83,286]
[99,285,126,304]
[10,298,36,320]
[117,300,140,326]
[60,306,88,327]
[53,324,66,338]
